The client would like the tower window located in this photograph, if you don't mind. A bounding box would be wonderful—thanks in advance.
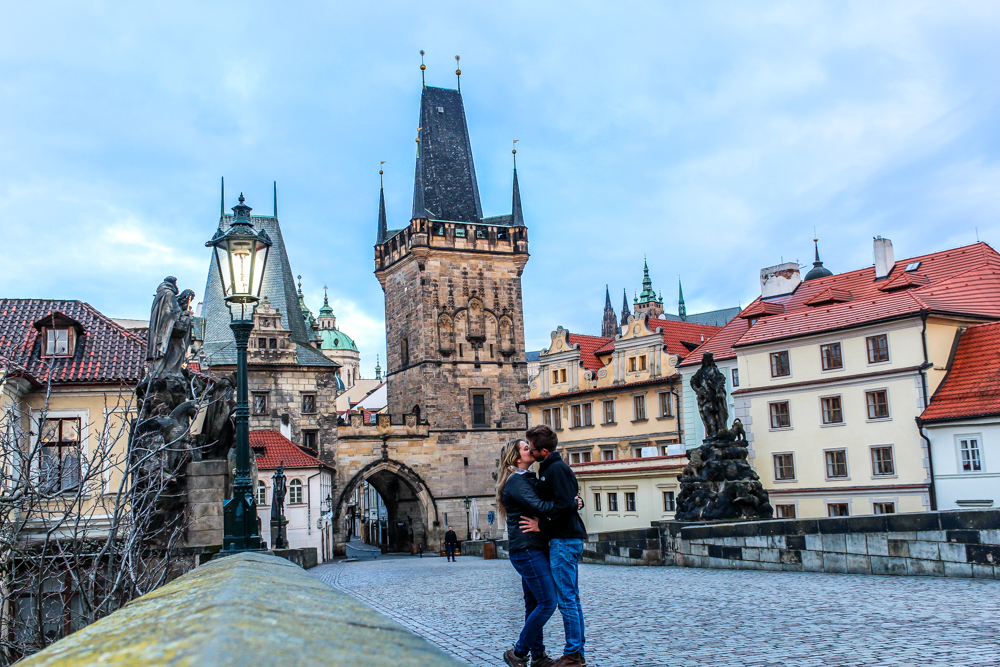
[258,337,266,349]
[269,338,277,349]
[455,226,466,238]
[471,390,490,427]
[401,338,409,365]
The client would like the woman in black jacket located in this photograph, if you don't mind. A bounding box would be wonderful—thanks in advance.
[496,438,558,667]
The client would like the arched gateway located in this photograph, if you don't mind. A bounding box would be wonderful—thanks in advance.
[334,458,438,554]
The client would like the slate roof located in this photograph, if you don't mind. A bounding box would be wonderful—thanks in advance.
[680,241,1000,368]
[198,211,336,368]
[412,86,483,223]
[525,351,541,363]
[0,299,146,385]
[591,319,723,360]
[921,321,1000,422]
[250,430,330,470]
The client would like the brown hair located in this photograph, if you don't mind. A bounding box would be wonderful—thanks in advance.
[526,424,558,453]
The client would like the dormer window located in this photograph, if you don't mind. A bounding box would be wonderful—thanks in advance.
[455,226,466,238]
[44,328,74,357]
[905,261,921,272]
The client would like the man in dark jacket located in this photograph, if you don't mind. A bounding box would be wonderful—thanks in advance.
[444,526,458,562]
[522,425,588,667]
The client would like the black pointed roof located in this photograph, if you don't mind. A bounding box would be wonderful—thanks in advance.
[411,86,483,223]
[620,288,631,326]
[804,240,834,281]
[377,185,388,244]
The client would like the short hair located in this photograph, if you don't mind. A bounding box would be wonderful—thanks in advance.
[526,424,558,453]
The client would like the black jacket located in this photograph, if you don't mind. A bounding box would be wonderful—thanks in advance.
[536,453,588,540]
[503,470,556,552]
[444,529,458,545]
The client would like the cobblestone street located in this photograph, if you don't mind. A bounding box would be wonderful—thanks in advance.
[311,555,1000,667]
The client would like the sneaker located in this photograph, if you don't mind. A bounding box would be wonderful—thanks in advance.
[504,648,528,667]
[552,653,586,667]
[531,653,557,667]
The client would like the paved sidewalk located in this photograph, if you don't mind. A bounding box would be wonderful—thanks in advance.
[311,556,1000,667]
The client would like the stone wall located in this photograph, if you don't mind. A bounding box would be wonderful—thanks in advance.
[661,509,1000,578]
[183,459,228,550]
[582,528,664,566]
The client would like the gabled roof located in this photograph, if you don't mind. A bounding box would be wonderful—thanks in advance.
[250,430,330,470]
[681,242,1000,366]
[921,322,1000,422]
[567,333,613,371]
[0,299,146,385]
[593,319,723,360]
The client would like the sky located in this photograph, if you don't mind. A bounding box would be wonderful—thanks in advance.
[3,1,1000,375]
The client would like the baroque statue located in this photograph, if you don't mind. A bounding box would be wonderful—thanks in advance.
[146,277,195,381]
[674,353,773,521]
[270,464,288,549]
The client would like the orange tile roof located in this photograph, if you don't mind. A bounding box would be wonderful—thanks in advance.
[250,430,331,470]
[590,320,723,360]
[567,333,613,371]
[681,242,1000,367]
[921,321,1000,422]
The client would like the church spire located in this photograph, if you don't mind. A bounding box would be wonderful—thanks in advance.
[377,165,388,243]
[678,278,687,320]
[511,143,523,227]
[602,285,618,338]
[620,288,630,326]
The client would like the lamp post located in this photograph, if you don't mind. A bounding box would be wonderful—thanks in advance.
[463,496,472,541]
[208,193,272,553]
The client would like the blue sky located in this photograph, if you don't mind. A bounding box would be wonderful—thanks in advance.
[3,2,1000,375]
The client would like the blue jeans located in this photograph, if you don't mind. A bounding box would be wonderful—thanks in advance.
[445,544,456,561]
[549,538,585,656]
[508,547,557,659]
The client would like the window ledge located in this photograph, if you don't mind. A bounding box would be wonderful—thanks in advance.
[768,427,793,432]
[772,479,798,484]
[867,360,892,367]
[600,421,617,427]
[631,419,648,424]
[821,367,845,373]
[871,474,898,480]
[656,416,675,421]
[568,425,595,430]
[866,417,893,423]
[820,422,846,428]
[824,477,852,482]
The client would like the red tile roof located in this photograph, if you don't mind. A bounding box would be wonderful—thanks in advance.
[681,242,1000,367]
[567,333,613,371]
[921,321,1000,422]
[0,299,146,385]
[590,320,723,360]
[250,430,331,469]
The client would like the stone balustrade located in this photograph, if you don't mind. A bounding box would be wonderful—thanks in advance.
[19,552,465,667]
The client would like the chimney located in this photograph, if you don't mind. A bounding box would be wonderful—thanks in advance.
[760,262,801,298]
[874,236,895,279]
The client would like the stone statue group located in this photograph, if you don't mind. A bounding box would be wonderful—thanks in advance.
[674,352,773,521]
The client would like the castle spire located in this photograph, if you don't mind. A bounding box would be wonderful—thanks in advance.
[678,278,687,320]
[620,288,630,326]
[602,285,618,338]
[273,181,277,218]
[377,164,388,243]
[219,176,225,225]
[511,142,523,227]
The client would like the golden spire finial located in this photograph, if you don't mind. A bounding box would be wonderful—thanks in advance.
[455,55,461,92]
[379,161,385,186]
[420,50,426,87]
[512,139,518,168]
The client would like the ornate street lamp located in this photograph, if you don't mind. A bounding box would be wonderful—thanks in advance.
[463,496,472,541]
[207,193,272,552]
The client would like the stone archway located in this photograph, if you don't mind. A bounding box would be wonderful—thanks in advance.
[333,459,439,556]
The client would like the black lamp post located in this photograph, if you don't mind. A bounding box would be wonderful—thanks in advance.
[208,193,272,553]
[463,496,472,541]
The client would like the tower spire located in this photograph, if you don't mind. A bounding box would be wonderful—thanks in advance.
[621,288,630,326]
[377,163,388,243]
[602,284,618,338]
[273,181,277,218]
[455,55,461,93]
[420,50,426,88]
[219,176,225,224]
[803,236,833,281]
[678,278,687,320]
[511,141,523,227]
[411,129,427,220]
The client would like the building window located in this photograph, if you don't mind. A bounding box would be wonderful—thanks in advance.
[820,342,843,371]
[475,226,487,239]
[731,368,739,387]
[866,334,889,363]
[464,457,469,467]
[639,356,647,371]
[770,351,790,377]
[775,504,796,518]
[269,338,277,349]
[552,370,559,384]
[958,436,983,472]
[252,393,268,415]
[602,449,614,461]
[866,390,890,420]
[633,446,645,458]
[603,400,615,424]
[825,450,849,478]
[625,492,636,512]
[542,408,552,427]
[663,491,675,512]
[257,480,267,505]
[257,337,266,348]
[572,404,581,427]
[659,393,673,418]
[607,492,618,512]
[873,502,896,514]
[821,396,844,424]
[432,222,445,236]
[38,418,81,491]
[471,392,488,427]
[401,338,409,365]
[302,430,317,450]
[542,407,563,430]
[560,369,567,383]
[628,357,637,372]
[569,451,591,464]
[455,226,466,238]
[582,403,592,426]
[769,401,790,429]
[773,453,795,481]
[871,446,895,476]
[302,393,317,414]
[594,493,602,511]
[827,503,850,517]
[44,328,73,357]
[289,479,303,504]
[633,395,646,421]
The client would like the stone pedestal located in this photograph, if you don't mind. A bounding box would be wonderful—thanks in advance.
[184,460,230,550]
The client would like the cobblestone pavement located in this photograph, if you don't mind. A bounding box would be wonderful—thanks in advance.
[311,555,1000,667]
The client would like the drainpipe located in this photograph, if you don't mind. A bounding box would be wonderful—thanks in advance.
[670,387,682,450]
[516,402,529,431]
[917,310,937,511]
[306,471,322,536]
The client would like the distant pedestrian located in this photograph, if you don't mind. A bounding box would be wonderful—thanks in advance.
[445,526,458,562]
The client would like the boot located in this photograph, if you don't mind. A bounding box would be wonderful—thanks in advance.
[503,648,528,667]
[552,653,586,667]
[531,653,557,667]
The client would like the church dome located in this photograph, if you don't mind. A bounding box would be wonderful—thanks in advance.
[319,327,358,352]
[803,239,833,281]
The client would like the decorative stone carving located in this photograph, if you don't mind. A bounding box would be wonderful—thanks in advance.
[146,277,194,381]
[675,353,772,521]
